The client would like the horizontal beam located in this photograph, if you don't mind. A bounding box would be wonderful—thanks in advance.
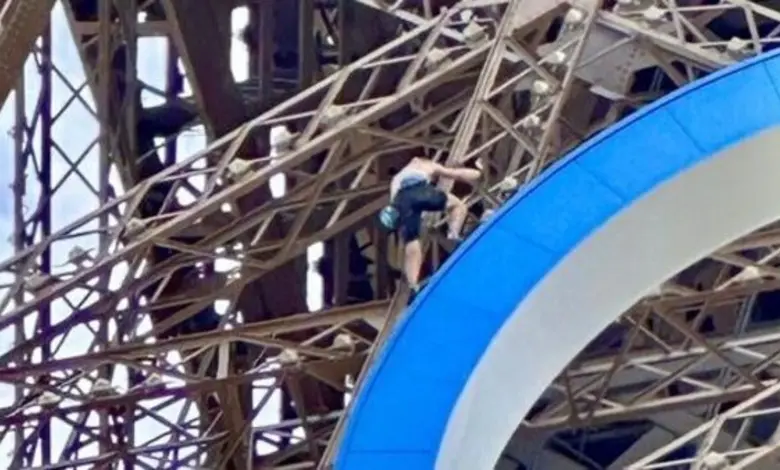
[0,300,389,380]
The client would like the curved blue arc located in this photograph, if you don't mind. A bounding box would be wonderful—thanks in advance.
[335,50,780,469]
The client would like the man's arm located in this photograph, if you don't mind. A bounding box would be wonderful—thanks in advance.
[431,162,481,184]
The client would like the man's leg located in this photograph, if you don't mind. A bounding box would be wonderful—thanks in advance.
[444,192,468,240]
[403,239,424,290]
[399,199,424,290]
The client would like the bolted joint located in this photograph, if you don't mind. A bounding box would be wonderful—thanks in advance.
[91,378,119,396]
[36,391,61,407]
[425,47,451,71]
[499,176,518,193]
[278,348,301,366]
[700,452,730,470]
[726,37,752,59]
[123,218,147,238]
[641,5,668,26]
[462,19,487,46]
[271,126,296,153]
[614,0,655,14]
[531,79,552,96]
[321,105,346,128]
[227,159,252,180]
[733,265,762,283]
[332,333,355,353]
[564,8,585,27]
[547,49,568,66]
[520,113,542,131]
[67,246,93,267]
[24,272,54,292]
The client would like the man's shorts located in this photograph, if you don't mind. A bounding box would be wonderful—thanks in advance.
[393,181,447,242]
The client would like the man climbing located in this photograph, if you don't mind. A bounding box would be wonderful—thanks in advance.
[379,157,482,294]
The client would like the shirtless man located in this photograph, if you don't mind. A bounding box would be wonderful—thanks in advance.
[379,157,481,293]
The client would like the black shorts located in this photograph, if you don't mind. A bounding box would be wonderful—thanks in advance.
[393,182,447,242]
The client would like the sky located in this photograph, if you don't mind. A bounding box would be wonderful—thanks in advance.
[0,3,325,466]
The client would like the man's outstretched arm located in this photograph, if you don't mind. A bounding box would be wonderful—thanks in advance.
[431,162,481,184]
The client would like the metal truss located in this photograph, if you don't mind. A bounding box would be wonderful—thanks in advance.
[504,2,780,468]
[1,5,130,467]
[4,0,780,469]
[515,220,780,468]
[328,0,780,467]
[624,380,780,469]
[0,1,540,468]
